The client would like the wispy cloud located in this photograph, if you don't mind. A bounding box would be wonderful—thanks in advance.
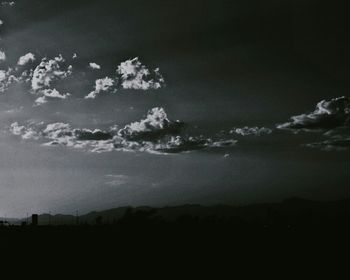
[104,174,129,187]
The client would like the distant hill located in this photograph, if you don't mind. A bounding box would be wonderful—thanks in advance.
[7,197,350,227]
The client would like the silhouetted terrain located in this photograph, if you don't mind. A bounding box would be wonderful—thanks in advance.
[2,197,350,227]
[2,197,350,228]
[2,197,350,257]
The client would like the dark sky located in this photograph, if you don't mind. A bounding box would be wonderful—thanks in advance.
[0,0,349,217]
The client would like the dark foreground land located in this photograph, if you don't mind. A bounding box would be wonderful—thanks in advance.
[2,225,344,275]
[2,198,350,272]
[2,197,350,248]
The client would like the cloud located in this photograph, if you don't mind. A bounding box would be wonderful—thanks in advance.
[0,51,6,62]
[74,129,113,141]
[85,77,115,99]
[10,122,41,140]
[84,57,165,98]
[1,52,73,102]
[34,88,70,106]
[89,62,101,70]
[10,121,113,148]
[277,96,350,151]
[1,106,23,114]
[304,126,350,151]
[1,1,15,6]
[153,136,208,153]
[155,136,236,153]
[17,53,36,66]
[104,175,129,187]
[0,19,3,26]
[10,107,237,154]
[0,68,20,93]
[1,52,75,105]
[26,55,73,105]
[0,70,6,81]
[277,96,350,132]
[230,126,272,136]
[118,107,184,141]
[116,57,165,90]
[39,122,77,146]
[305,137,350,151]
[209,139,238,147]
[31,55,72,92]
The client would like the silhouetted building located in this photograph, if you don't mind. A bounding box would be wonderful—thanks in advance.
[32,214,38,226]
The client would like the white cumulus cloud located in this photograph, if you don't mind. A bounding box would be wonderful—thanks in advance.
[277,96,350,132]
[10,107,236,154]
[31,55,72,91]
[17,53,36,66]
[230,126,272,136]
[0,51,6,62]
[116,57,164,90]
[89,62,101,70]
[34,88,70,106]
[85,77,115,99]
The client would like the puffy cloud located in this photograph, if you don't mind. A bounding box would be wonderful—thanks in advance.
[275,97,350,151]
[153,136,208,153]
[89,62,101,70]
[277,96,350,132]
[31,55,72,91]
[85,57,165,98]
[116,57,164,90]
[34,88,70,106]
[41,122,76,146]
[33,97,47,105]
[1,1,15,6]
[17,53,36,66]
[10,122,41,140]
[0,70,6,81]
[0,51,6,62]
[118,107,184,141]
[27,55,73,105]
[0,53,73,101]
[0,68,20,93]
[1,54,70,100]
[10,108,236,154]
[85,77,115,99]
[10,121,117,151]
[231,126,272,136]
[41,88,69,99]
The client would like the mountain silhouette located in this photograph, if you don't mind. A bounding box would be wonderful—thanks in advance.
[4,197,350,227]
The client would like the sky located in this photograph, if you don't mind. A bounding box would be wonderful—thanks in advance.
[1,0,350,217]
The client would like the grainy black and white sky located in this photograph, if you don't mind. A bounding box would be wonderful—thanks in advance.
[1,0,350,217]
